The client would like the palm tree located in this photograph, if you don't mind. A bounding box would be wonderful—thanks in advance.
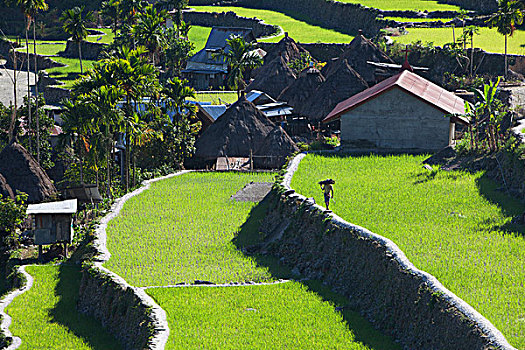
[101,0,122,34]
[487,0,524,78]
[60,98,94,184]
[14,0,48,156]
[462,25,479,76]
[161,77,197,167]
[214,35,263,96]
[60,6,94,75]
[120,0,144,25]
[133,6,167,66]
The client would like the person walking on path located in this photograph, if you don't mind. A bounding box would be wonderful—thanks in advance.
[319,179,335,210]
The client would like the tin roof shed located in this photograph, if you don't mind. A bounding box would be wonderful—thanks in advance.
[27,199,78,215]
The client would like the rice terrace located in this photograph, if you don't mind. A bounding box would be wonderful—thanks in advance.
[1,0,525,349]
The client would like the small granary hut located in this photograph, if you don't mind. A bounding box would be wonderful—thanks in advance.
[0,143,57,203]
[254,126,299,169]
[0,173,15,200]
[278,67,325,108]
[295,59,369,123]
[246,55,297,100]
[193,95,274,167]
[323,70,469,151]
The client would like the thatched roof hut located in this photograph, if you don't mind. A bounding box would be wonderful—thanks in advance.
[0,173,14,200]
[0,143,57,203]
[322,34,393,84]
[295,59,369,123]
[261,34,310,66]
[254,125,299,169]
[194,95,275,161]
[247,55,297,100]
[278,67,325,108]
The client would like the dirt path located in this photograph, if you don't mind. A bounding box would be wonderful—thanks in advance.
[0,68,36,108]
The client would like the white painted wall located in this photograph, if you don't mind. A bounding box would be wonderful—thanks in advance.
[340,87,452,150]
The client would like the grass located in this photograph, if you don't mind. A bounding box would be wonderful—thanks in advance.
[393,27,525,55]
[384,17,452,22]
[334,0,460,11]
[104,172,277,286]
[291,153,525,349]
[86,28,114,44]
[189,91,238,104]
[188,25,212,52]
[147,282,399,350]
[5,264,122,350]
[47,57,95,87]
[14,41,65,56]
[191,6,354,44]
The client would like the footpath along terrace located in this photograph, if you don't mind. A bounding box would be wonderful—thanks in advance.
[291,153,525,349]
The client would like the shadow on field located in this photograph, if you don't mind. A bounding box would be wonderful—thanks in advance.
[476,173,525,237]
[49,264,123,350]
[233,197,401,350]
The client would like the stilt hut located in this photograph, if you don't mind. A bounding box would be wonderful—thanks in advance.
[246,55,297,100]
[278,67,325,108]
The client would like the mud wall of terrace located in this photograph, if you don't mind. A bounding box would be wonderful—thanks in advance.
[253,153,515,350]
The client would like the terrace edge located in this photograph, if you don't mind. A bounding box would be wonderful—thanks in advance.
[0,266,33,350]
[79,170,191,350]
[275,152,516,350]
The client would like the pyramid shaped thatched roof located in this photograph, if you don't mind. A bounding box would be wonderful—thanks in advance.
[278,67,325,108]
[0,143,57,203]
[322,34,393,84]
[261,34,310,66]
[194,96,275,160]
[254,125,299,169]
[247,54,297,100]
[0,173,14,200]
[295,59,369,122]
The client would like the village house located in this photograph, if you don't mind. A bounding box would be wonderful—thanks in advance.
[323,70,469,151]
[183,27,257,90]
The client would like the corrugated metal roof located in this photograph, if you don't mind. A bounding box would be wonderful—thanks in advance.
[323,70,468,124]
[27,199,77,215]
[200,104,227,120]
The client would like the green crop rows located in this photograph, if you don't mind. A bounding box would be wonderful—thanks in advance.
[6,265,122,350]
[191,6,354,44]
[291,154,525,349]
[104,172,277,286]
[335,0,460,11]
[147,282,399,350]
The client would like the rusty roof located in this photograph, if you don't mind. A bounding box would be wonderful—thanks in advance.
[323,70,469,124]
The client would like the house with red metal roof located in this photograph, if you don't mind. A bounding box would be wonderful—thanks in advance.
[323,70,470,151]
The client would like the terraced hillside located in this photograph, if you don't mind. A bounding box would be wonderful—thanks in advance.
[291,154,525,349]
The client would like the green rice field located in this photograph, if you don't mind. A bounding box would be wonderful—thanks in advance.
[147,282,400,350]
[190,91,238,104]
[104,171,399,349]
[6,265,121,350]
[104,172,277,286]
[384,17,452,22]
[335,0,460,11]
[393,27,525,55]
[191,6,354,43]
[291,154,525,349]
[188,25,212,52]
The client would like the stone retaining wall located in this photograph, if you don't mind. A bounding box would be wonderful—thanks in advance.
[3,51,64,72]
[43,86,70,105]
[440,0,497,13]
[60,40,108,61]
[184,11,279,38]
[254,153,516,350]
[78,264,163,350]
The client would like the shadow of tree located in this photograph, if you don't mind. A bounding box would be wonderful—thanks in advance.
[48,264,123,350]
[476,173,525,237]
[233,197,402,350]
